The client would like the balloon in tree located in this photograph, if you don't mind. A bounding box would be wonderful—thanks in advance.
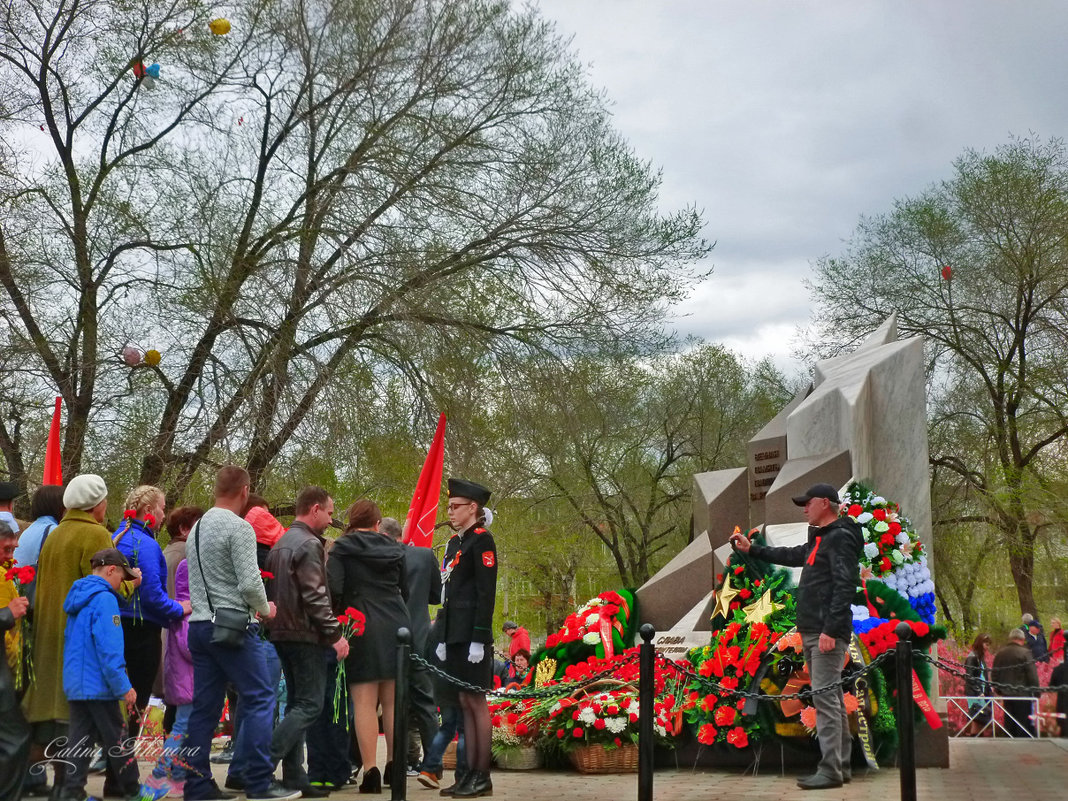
[144,349,162,367]
[208,18,231,35]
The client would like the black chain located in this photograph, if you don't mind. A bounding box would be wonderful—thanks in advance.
[656,649,893,702]
[918,652,1068,695]
[932,651,1051,674]
[410,651,641,699]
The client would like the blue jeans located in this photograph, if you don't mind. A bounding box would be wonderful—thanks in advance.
[183,622,276,799]
[419,705,465,778]
[154,704,192,781]
[229,639,282,783]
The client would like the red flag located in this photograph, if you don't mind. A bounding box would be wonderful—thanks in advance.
[403,413,446,547]
[43,396,63,485]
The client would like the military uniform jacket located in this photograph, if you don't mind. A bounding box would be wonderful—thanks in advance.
[441,526,497,646]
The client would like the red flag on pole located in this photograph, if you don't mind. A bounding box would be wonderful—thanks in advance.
[403,413,446,547]
[43,396,63,485]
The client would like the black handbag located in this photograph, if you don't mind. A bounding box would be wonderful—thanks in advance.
[192,520,250,648]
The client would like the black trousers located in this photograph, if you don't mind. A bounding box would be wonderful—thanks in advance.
[0,668,30,801]
[408,663,439,760]
[306,653,352,786]
[121,618,163,740]
[64,701,139,797]
[271,642,328,787]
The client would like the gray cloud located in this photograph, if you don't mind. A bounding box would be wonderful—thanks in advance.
[534,0,1068,374]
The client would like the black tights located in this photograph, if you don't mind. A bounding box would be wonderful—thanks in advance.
[458,691,491,772]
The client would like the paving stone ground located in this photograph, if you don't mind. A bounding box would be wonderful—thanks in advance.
[85,736,1068,801]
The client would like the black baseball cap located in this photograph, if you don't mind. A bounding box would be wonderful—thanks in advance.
[0,481,19,501]
[791,483,841,507]
[89,548,138,580]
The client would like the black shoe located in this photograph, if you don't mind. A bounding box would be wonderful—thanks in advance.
[797,773,843,790]
[246,783,301,801]
[358,767,381,795]
[452,771,492,798]
[224,776,246,792]
[190,783,237,801]
[382,762,391,787]
[286,787,328,799]
[439,772,467,797]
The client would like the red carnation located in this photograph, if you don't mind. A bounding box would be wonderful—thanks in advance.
[613,737,622,747]
[572,728,584,738]
[888,521,902,535]
[337,615,349,625]
[733,565,744,575]
[738,588,752,600]
[515,722,528,736]
[848,504,863,517]
[726,726,749,748]
[879,557,892,572]
[546,634,559,648]
[629,713,638,723]
[715,706,737,727]
[260,570,274,580]
[697,723,718,745]
[880,533,895,547]
[872,508,887,521]
[557,729,565,739]
[594,719,606,730]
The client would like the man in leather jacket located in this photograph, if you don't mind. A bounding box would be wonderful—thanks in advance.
[266,487,349,795]
[731,483,862,790]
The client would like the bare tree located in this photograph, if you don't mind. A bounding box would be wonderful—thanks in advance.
[0,0,708,495]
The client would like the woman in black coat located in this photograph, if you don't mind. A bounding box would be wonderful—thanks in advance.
[327,500,410,793]
[434,479,498,799]
[963,633,992,735]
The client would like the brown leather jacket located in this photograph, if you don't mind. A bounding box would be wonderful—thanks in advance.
[265,521,341,645]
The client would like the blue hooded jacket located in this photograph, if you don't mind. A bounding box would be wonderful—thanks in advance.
[113,517,184,626]
[63,574,133,701]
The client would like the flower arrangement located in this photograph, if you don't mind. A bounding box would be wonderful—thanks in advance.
[2,561,36,689]
[333,607,366,724]
[537,590,636,679]
[841,482,935,624]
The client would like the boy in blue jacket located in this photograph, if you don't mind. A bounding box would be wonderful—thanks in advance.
[58,548,140,801]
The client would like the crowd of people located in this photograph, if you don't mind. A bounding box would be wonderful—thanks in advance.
[0,471,520,801]
[963,614,1068,738]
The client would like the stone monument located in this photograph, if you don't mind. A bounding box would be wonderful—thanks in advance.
[636,314,948,766]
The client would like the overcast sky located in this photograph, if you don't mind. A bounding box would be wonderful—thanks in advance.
[532,1,1068,373]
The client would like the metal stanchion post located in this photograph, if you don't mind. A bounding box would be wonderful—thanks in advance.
[393,627,412,801]
[894,621,916,801]
[638,623,656,801]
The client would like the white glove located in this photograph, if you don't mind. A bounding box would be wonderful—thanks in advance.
[467,642,485,663]
[435,642,447,661]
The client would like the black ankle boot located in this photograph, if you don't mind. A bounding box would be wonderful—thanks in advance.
[439,771,468,797]
[453,770,492,798]
[358,766,382,794]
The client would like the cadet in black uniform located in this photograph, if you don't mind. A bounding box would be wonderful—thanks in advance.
[434,479,497,799]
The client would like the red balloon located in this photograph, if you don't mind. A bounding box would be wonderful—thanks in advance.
[132,61,146,79]
[941,265,952,280]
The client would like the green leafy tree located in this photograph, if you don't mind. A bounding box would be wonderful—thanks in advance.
[807,135,1068,616]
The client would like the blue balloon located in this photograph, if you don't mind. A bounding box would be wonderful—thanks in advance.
[146,63,161,79]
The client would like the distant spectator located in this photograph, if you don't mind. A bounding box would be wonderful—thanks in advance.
[992,629,1039,737]
[963,633,991,736]
[503,621,530,660]
[12,485,65,570]
[163,506,204,596]
[0,482,19,535]
[243,494,285,570]
[1024,618,1049,663]
[1049,617,1064,661]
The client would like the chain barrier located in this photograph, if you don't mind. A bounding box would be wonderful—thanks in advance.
[918,652,1068,695]
[655,649,893,702]
[931,651,1054,674]
[410,651,641,700]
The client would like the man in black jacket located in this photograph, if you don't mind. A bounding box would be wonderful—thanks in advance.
[266,486,349,796]
[731,483,862,790]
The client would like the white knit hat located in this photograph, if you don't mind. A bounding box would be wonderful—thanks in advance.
[63,474,108,511]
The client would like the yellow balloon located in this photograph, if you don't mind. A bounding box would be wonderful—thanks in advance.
[144,349,162,366]
[208,17,231,35]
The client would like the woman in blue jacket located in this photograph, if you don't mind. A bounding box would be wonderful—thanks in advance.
[113,486,191,740]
